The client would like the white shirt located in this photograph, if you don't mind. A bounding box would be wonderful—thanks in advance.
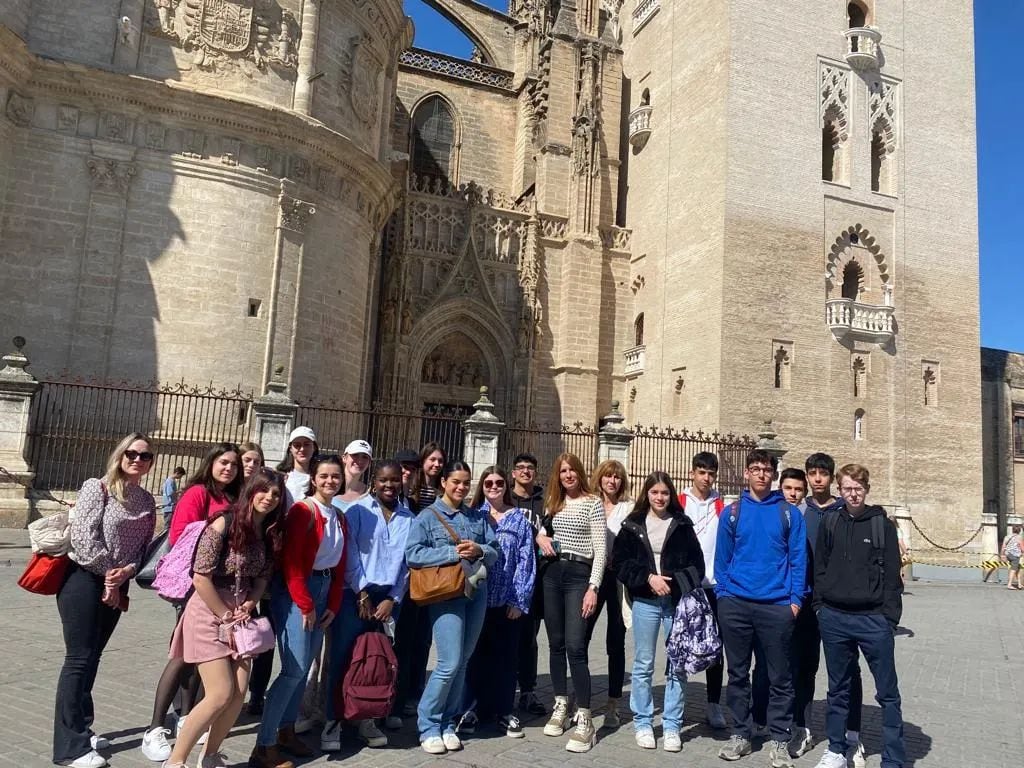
[310,499,345,570]
[285,470,310,507]
[682,487,721,587]
[604,500,633,563]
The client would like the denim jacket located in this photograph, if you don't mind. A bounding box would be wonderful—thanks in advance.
[405,497,500,570]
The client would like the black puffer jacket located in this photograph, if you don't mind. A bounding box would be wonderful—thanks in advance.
[613,509,705,603]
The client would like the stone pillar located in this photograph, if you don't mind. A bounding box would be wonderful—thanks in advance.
[0,337,40,527]
[597,400,633,467]
[463,388,504,494]
[251,366,298,467]
[981,511,1000,560]
[755,420,787,467]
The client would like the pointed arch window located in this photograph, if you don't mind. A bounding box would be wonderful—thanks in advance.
[411,96,456,185]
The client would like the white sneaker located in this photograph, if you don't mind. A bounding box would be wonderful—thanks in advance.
[706,702,728,729]
[544,696,570,736]
[320,720,341,752]
[141,728,172,762]
[384,715,403,730]
[441,731,462,751]
[663,730,682,752]
[358,719,388,748]
[421,736,446,755]
[174,716,187,737]
[196,729,208,746]
[69,751,107,768]
[89,735,109,751]
[634,727,656,749]
[847,741,867,768]
[813,750,848,768]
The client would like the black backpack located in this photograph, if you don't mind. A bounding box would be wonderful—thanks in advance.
[824,511,886,572]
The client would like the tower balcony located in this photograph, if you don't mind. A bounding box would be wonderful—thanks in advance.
[624,344,646,376]
[826,298,895,343]
[628,105,653,150]
[844,27,882,70]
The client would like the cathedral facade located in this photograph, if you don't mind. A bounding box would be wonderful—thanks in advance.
[0,0,983,540]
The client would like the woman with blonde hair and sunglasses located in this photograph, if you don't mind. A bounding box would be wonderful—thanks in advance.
[537,452,605,753]
[53,433,157,768]
[584,459,632,729]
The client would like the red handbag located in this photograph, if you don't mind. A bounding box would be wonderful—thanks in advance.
[18,552,70,595]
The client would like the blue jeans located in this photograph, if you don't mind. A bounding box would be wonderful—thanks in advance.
[819,606,905,767]
[417,585,488,740]
[629,596,686,732]
[325,586,400,721]
[257,573,331,746]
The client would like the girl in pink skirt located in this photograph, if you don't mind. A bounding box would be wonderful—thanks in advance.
[164,468,285,768]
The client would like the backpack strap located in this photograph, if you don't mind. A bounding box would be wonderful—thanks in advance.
[726,501,741,539]
[870,514,886,568]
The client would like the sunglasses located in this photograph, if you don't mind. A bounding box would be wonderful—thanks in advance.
[483,479,506,489]
[124,450,154,463]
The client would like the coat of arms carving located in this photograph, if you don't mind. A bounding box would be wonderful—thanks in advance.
[146,0,299,72]
[340,35,382,127]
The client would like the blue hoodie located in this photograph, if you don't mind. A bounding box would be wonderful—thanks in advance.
[714,489,807,606]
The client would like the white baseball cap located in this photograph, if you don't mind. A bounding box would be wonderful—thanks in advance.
[288,426,316,444]
[343,439,373,458]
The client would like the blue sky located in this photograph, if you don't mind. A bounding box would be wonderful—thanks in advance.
[406,0,1022,352]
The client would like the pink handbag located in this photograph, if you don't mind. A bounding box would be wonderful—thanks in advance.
[230,616,275,658]
[228,566,275,659]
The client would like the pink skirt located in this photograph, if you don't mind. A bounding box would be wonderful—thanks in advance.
[168,587,250,664]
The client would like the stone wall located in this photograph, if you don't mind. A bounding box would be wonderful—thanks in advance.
[0,1,403,403]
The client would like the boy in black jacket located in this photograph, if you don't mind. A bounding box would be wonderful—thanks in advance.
[813,464,904,768]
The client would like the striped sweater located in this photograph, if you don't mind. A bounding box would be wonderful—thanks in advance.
[549,495,606,588]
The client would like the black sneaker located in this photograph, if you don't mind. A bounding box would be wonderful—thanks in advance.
[519,692,547,717]
[499,714,525,739]
[456,710,478,735]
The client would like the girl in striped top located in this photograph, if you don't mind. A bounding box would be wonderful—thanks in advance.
[538,452,605,753]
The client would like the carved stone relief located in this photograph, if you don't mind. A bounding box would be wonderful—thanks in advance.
[820,63,850,140]
[145,0,300,72]
[5,92,33,127]
[86,157,138,195]
[869,79,898,152]
[339,34,383,128]
[421,333,486,387]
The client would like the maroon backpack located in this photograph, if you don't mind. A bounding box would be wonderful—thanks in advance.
[338,630,398,721]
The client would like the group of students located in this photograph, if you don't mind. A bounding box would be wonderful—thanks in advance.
[49,428,906,768]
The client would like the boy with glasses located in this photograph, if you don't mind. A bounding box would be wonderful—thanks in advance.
[715,450,806,767]
[509,453,547,716]
[813,464,904,768]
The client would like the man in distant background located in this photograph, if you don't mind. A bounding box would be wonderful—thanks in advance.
[162,466,186,526]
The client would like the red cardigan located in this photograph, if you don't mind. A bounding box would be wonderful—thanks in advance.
[169,486,232,545]
[281,499,348,615]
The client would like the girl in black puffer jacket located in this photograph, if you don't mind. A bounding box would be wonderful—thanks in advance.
[612,471,705,752]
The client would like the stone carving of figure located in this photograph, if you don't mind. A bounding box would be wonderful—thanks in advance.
[423,357,435,383]
[382,300,396,336]
[473,366,484,387]
[434,356,449,385]
[154,0,177,37]
[401,306,413,336]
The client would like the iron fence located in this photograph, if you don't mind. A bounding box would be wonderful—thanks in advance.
[295,402,469,465]
[26,379,254,496]
[497,422,598,479]
[628,425,756,497]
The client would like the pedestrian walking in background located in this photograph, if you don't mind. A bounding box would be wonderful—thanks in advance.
[1001,525,1022,589]
[161,467,186,528]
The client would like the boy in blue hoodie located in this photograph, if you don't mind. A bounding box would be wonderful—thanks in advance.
[715,450,806,767]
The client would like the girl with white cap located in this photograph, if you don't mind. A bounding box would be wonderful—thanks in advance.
[277,427,318,506]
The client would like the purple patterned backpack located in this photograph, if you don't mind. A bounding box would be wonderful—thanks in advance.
[152,520,206,602]
[667,587,722,676]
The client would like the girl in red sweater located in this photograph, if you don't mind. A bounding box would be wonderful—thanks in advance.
[250,454,348,768]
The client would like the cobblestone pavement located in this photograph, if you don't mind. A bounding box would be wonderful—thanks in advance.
[2,529,1022,768]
